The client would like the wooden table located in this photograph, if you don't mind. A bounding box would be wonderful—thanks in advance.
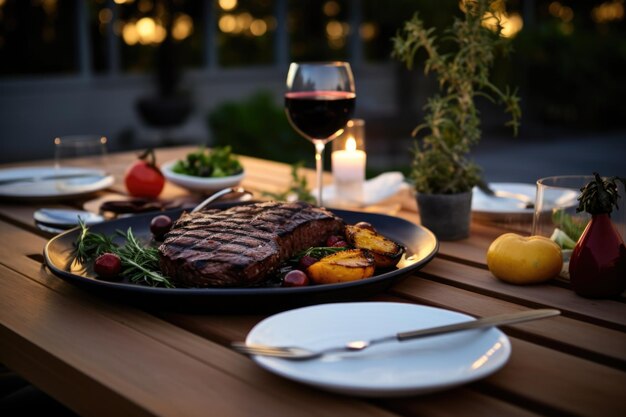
[0,147,624,417]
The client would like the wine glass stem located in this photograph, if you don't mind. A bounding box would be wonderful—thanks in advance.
[314,141,326,206]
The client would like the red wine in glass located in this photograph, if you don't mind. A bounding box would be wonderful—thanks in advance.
[285,91,356,142]
[285,62,356,206]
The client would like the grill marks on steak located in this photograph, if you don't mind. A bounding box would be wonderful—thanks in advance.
[158,201,344,287]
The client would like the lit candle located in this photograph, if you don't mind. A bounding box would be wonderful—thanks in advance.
[331,137,366,183]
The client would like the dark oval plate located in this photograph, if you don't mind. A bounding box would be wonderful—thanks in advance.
[44,204,438,312]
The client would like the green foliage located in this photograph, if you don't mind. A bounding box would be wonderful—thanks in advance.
[577,173,626,216]
[392,0,521,194]
[207,91,311,165]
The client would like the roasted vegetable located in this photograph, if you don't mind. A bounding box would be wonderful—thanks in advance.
[344,225,404,268]
[306,249,375,284]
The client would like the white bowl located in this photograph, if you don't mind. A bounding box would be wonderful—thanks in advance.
[161,160,245,193]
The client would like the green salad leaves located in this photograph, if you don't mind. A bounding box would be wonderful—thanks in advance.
[172,146,243,178]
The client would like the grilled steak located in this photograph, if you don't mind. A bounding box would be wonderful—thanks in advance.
[158,201,344,287]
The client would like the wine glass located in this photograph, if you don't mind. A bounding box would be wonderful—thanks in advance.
[285,62,356,206]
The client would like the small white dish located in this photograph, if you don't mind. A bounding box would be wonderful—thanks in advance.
[34,208,104,228]
[246,302,511,397]
[161,160,245,193]
[0,167,114,200]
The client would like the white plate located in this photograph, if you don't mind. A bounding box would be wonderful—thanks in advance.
[472,182,578,216]
[472,182,537,215]
[161,160,245,193]
[246,302,511,397]
[0,167,114,200]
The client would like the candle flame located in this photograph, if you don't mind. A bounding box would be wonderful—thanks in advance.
[346,137,357,152]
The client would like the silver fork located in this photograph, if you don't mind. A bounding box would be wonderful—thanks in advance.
[232,309,560,360]
[478,182,535,209]
[191,187,252,213]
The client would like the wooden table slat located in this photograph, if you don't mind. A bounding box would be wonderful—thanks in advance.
[391,276,626,366]
[419,258,626,328]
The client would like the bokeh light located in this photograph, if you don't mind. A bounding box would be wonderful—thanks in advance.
[250,19,267,36]
[172,13,193,40]
[219,0,238,12]
[482,12,523,38]
[592,0,625,23]
[323,1,340,17]
[219,14,236,33]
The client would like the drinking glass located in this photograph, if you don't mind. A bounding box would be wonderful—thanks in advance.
[285,62,356,206]
[532,176,591,241]
[54,135,109,172]
[532,175,626,279]
[533,175,626,242]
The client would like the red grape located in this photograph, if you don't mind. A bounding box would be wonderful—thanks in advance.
[298,255,318,270]
[150,215,173,240]
[94,253,122,280]
[283,270,309,287]
[326,235,343,246]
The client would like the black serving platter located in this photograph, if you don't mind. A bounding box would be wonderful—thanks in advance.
[44,203,438,312]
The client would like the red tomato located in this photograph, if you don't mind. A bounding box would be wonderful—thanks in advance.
[124,149,165,198]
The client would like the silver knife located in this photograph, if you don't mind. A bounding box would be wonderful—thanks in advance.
[232,309,561,360]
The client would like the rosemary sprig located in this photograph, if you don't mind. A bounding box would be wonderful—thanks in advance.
[72,221,173,288]
[117,228,174,288]
[294,246,348,260]
[72,219,118,264]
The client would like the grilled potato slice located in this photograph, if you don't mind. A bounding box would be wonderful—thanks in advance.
[345,225,405,268]
[306,249,375,284]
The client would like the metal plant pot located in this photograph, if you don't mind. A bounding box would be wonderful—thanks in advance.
[416,191,472,241]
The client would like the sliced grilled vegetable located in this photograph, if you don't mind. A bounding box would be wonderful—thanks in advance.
[344,225,404,268]
[306,249,375,284]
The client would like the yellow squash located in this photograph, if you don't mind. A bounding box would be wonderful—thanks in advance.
[487,233,563,284]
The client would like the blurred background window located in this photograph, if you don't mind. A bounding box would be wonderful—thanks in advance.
[217,0,275,66]
[288,0,349,62]
[0,0,78,75]
[0,0,624,164]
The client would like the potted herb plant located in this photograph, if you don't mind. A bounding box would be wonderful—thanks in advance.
[392,0,521,240]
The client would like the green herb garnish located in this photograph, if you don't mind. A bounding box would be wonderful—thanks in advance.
[294,246,348,260]
[172,146,243,178]
[72,220,173,288]
[72,221,118,264]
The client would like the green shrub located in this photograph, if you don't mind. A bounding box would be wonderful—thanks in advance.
[207,91,311,164]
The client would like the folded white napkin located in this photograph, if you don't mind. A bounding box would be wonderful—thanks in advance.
[322,172,409,207]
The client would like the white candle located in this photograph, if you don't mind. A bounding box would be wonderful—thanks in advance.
[331,137,366,183]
